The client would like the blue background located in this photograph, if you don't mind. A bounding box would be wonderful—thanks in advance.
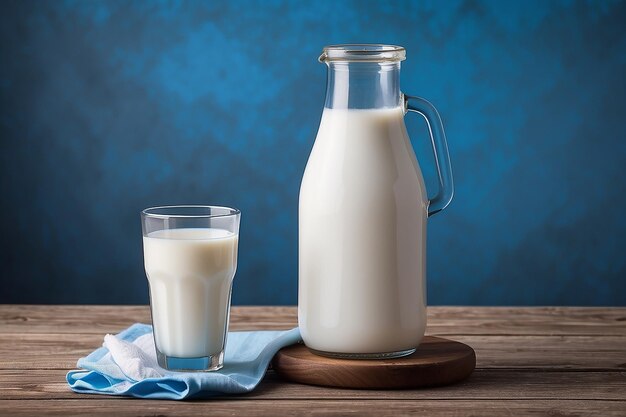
[1,0,625,306]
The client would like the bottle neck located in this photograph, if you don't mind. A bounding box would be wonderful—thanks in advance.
[324,62,402,109]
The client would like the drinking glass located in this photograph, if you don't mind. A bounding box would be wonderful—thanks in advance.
[141,205,240,371]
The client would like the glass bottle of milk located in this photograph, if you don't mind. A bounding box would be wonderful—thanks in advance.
[299,45,454,359]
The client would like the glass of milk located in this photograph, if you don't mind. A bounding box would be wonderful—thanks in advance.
[141,205,240,372]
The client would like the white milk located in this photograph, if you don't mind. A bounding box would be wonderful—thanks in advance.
[299,107,428,354]
[143,228,238,358]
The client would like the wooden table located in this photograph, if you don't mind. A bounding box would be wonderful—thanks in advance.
[1,306,625,416]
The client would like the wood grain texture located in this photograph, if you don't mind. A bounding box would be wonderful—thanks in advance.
[273,337,476,389]
[2,333,624,371]
[1,370,625,401]
[2,305,625,335]
[1,399,625,417]
[1,305,625,416]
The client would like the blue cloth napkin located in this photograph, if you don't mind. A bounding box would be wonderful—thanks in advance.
[66,323,301,400]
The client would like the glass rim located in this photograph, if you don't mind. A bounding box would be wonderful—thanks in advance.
[141,205,241,219]
[319,44,406,63]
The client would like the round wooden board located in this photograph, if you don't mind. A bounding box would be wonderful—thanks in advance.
[272,336,475,389]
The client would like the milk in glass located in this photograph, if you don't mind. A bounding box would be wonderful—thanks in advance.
[143,228,238,358]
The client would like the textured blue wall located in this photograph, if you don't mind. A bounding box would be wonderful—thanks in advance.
[1,0,625,305]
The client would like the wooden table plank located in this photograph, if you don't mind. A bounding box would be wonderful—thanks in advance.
[1,370,625,401]
[1,333,624,371]
[0,306,296,334]
[1,399,624,416]
[427,306,626,336]
[2,306,625,336]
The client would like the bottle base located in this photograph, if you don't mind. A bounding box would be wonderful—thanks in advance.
[156,349,224,372]
[308,347,416,360]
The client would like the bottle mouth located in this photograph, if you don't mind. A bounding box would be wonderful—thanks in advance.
[319,44,406,63]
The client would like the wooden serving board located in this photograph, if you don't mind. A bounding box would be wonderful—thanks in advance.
[272,336,476,389]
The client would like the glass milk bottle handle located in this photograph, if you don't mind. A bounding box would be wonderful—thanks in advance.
[403,94,454,217]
